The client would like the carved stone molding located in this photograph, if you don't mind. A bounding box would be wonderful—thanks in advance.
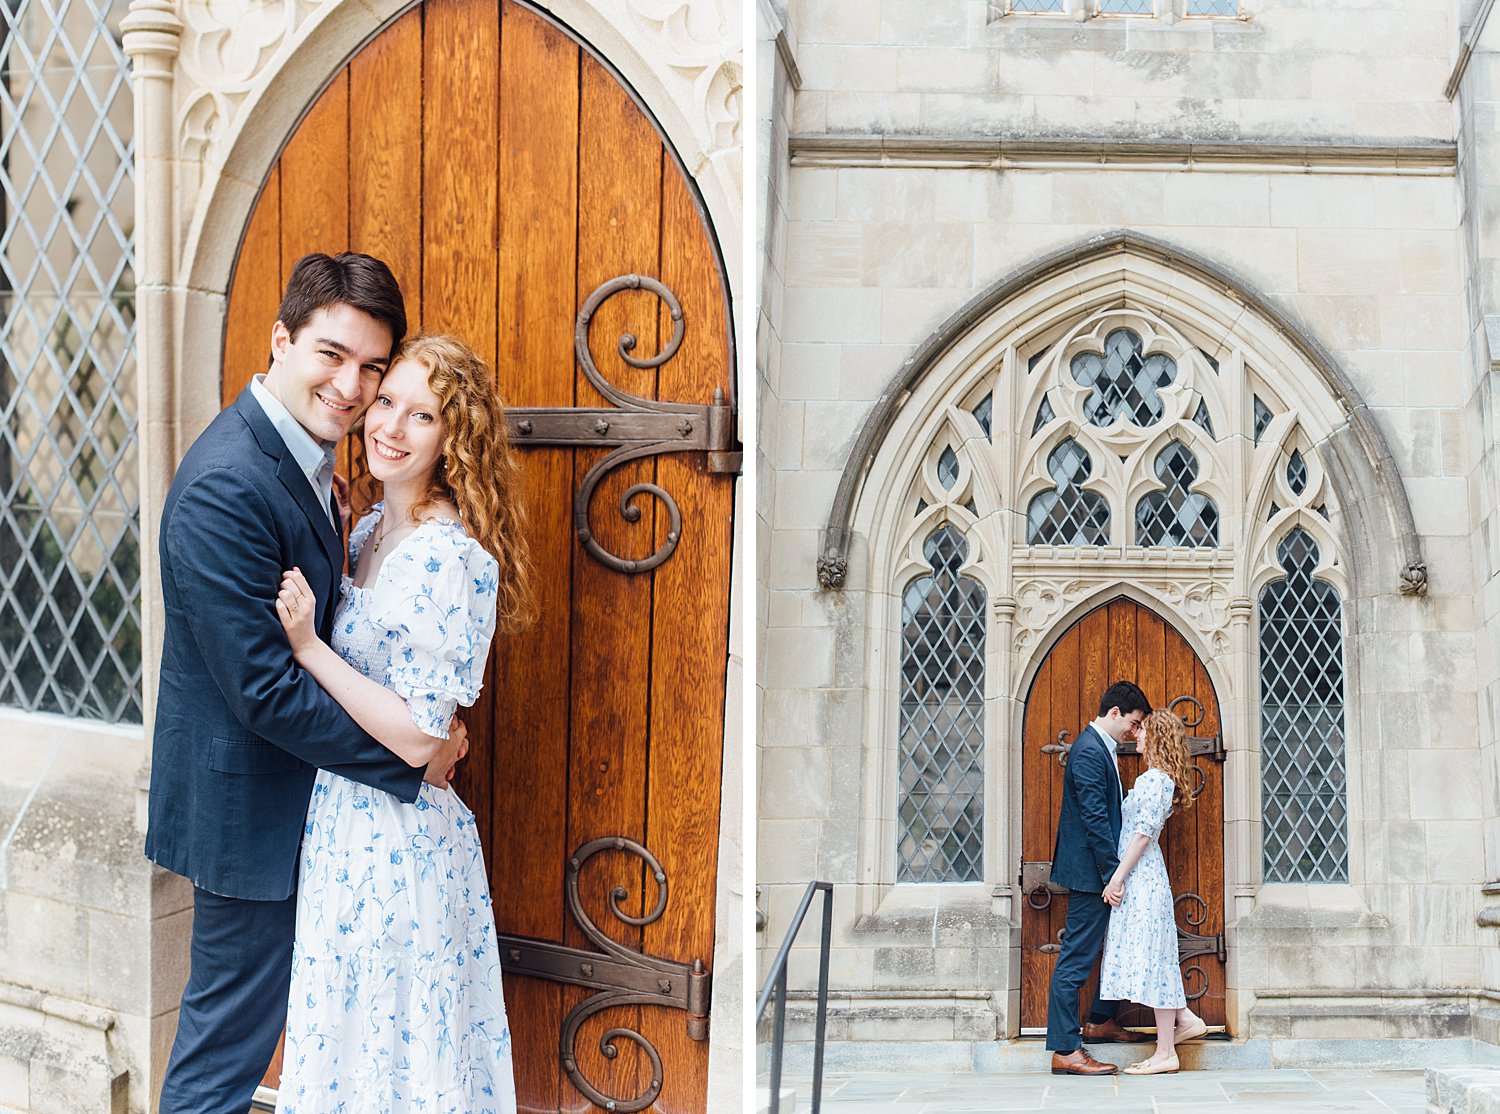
[1010,565,1235,664]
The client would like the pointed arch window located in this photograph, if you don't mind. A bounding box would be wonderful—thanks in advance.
[898,525,986,883]
[1258,528,1349,883]
[1027,439,1110,545]
[1135,441,1219,547]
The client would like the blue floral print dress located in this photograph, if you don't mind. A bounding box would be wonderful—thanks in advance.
[1097,767,1186,1010]
[276,509,516,1114]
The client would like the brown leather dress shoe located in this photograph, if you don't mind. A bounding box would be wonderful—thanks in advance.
[1082,1018,1152,1043]
[1051,1048,1119,1076]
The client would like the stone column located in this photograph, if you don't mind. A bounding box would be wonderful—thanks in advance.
[121,6,193,1109]
[122,0,180,761]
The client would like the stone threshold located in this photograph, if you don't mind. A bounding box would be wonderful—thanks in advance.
[766,1036,1500,1076]
[788,133,1459,175]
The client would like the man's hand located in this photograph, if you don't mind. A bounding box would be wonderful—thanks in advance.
[423,718,468,788]
[332,472,353,535]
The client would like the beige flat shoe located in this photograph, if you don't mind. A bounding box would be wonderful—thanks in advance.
[1174,1019,1209,1043]
[1123,1054,1180,1075]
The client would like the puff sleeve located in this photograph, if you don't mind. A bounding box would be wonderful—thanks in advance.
[1128,769,1176,842]
[379,527,500,739]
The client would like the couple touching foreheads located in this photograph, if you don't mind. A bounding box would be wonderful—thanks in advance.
[1046,680,1209,1078]
[146,252,530,1113]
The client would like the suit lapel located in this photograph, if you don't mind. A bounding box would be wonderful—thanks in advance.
[1082,725,1122,800]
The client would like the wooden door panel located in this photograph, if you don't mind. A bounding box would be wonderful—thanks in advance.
[224,2,732,1108]
[1020,598,1227,1034]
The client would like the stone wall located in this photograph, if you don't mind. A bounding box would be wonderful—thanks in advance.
[1454,3,1500,1051]
[0,711,181,1113]
[759,0,1495,1057]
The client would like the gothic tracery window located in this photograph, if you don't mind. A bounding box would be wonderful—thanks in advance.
[898,525,986,883]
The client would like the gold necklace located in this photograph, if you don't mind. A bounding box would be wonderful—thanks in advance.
[370,512,410,553]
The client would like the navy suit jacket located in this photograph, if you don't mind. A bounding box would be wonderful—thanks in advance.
[145,389,424,901]
[1048,725,1124,894]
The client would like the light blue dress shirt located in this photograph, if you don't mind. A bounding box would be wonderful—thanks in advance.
[249,374,338,527]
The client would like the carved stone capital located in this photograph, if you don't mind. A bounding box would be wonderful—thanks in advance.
[121,0,183,69]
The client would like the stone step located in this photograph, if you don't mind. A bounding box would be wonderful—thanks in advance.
[1427,1066,1500,1113]
[769,1035,1500,1076]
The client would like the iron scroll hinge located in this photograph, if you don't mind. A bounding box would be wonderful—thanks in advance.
[497,836,711,1113]
[503,274,741,577]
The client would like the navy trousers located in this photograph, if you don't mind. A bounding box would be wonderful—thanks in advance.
[1045,888,1120,1052]
[159,887,297,1114]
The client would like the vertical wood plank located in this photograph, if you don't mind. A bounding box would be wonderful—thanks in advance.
[563,47,664,1106]
[422,0,498,359]
[422,0,499,868]
[278,72,351,282]
[222,168,280,406]
[346,9,425,534]
[490,2,578,1108]
[349,7,424,326]
[644,165,731,1111]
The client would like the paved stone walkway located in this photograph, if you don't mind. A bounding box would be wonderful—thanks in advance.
[775,1067,1428,1112]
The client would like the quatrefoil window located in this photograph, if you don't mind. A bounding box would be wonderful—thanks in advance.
[1135,441,1219,547]
[1070,328,1176,427]
[1027,439,1110,545]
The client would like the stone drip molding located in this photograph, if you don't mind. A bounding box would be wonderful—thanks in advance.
[789,134,1458,176]
[818,231,1426,598]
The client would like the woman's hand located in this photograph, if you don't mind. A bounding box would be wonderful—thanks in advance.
[275,567,318,655]
[1103,875,1126,906]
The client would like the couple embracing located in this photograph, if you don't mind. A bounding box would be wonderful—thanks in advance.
[1046,680,1209,1078]
[146,252,529,1113]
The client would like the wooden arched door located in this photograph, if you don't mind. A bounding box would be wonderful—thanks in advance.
[222,3,736,1111]
[1020,597,1227,1034]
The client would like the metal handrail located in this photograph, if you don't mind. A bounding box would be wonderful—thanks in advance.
[756,881,833,1114]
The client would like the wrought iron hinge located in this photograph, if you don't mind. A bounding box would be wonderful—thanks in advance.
[497,836,711,1113]
[503,274,741,576]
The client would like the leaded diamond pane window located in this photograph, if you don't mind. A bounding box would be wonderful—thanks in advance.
[1097,0,1153,14]
[0,0,139,722]
[1192,399,1215,438]
[898,525,986,883]
[1259,528,1348,883]
[1031,395,1054,435]
[1287,449,1308,495]
[972,393,992,440]
[1254,396,1273,444]
[1187,0,1238,13]
[1027,439,1109,545]
[1071,328,1176,427]
[1135,441,1219,547]
[937,446,959,490]
[1008,0,1065,11]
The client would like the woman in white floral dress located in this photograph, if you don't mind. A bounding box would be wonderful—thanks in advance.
[1098,709,1208,1076]
[271,335,533,1112]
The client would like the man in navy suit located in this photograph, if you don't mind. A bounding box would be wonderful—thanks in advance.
[1046,679,1153,1076]
[147,253,467,1113]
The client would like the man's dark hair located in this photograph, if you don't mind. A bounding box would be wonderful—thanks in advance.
[274,252,407,357]
[1097,679,1150,719]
